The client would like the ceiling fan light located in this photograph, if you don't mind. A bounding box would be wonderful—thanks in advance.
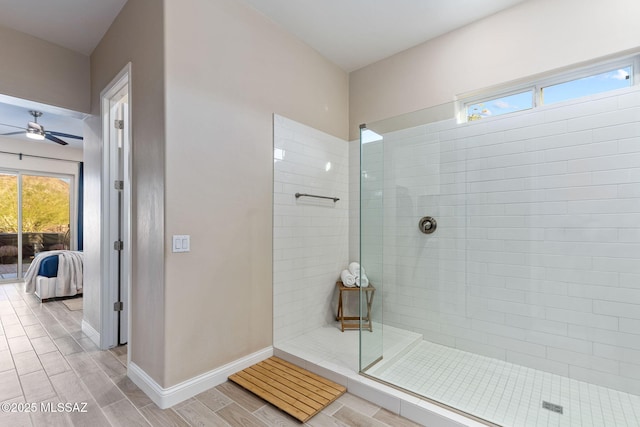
[26,127,45,140]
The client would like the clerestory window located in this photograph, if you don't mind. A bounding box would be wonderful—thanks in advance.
[462,56,639,122]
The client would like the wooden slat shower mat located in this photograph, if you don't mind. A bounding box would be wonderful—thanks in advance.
[228,356,346,422]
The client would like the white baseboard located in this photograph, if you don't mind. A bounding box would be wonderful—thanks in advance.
[81,320,100,348]
[128,346,273,409]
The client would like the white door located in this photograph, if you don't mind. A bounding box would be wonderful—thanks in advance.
[101,64,131,349]
[110,95,129,344]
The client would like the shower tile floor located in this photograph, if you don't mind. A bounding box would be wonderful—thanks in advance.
[276,323,421,373]
[278,325,640,427]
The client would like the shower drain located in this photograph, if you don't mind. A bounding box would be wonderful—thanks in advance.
[542,401,564,414]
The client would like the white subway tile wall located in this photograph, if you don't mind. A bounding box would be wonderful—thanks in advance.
[361,88,640,396]
[273,115,349,343]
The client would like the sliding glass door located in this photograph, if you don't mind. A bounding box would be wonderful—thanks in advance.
[21,174,71,274]
[0,172,19,280]
[0,171,72,281]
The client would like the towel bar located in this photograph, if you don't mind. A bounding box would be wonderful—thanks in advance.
[295,193,339,202]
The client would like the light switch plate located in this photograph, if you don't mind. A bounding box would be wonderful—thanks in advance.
[172,235,190,253]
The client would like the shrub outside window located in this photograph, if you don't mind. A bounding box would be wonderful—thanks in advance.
[467,91,533,121]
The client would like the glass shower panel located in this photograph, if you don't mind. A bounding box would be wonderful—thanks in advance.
[0,172,19,281]
[358,91,640,425]
[360,103,467,375]
[360,126,385,371]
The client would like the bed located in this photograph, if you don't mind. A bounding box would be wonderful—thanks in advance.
[23,250,84,300]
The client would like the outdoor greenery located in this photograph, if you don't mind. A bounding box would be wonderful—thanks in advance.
[0,174,70,233]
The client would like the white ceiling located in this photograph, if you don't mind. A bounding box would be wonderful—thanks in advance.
[0,95,85,149]
[241,0,527,71]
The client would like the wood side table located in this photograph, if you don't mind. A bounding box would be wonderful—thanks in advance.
[335,281,375,332]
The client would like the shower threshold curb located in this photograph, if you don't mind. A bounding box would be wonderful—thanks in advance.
[273,347,493,427]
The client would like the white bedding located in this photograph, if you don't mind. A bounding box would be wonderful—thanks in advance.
[24,250,84,297]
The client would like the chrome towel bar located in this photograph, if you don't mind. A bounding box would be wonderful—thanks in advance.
[295,193,340,202]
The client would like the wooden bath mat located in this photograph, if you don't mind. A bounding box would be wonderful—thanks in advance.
[228,356,346,422]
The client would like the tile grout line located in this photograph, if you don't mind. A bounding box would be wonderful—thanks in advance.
[39,294,148,426]
[0,286,30,410]
[6,284,71,425]
[5,281,421,427]
[12,282,129,427]
[17,283,95,426]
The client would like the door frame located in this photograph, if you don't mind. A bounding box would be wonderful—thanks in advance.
[99,63,132,350]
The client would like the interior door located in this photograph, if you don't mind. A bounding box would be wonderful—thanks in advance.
[109,89,129,345]
[101,65,131,350]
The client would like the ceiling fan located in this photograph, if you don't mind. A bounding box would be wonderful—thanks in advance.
[0,110,83,145]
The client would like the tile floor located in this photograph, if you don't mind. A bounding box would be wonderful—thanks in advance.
[276,325,481,427]
[372,340,640,427]
[276,323,421,373]
[0,282,422,427]
[279,323,640,427]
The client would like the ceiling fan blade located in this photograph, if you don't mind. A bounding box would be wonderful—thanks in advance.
[0,122,25,130]
[45,134,68,145]
[47,130,83,140]
[1,131,25,136]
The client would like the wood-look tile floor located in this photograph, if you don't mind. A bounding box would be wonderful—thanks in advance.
[0,283,424,427]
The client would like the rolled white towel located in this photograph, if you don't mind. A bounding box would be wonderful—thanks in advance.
[340,270,356,287]
[356,273,369,288]
[348,262,365,278]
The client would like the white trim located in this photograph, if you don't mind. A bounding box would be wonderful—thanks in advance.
[122,97,132,347]
[128,346,274,409]
[537,55,639,91]
[99,62,132,350]
[463,88,534,122]
[81,320,100,348]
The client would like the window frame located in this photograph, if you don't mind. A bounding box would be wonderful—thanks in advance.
[464,87,535,122]
[459,54,640,123]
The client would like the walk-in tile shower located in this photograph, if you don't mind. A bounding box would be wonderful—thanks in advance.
[359,87,640,426]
